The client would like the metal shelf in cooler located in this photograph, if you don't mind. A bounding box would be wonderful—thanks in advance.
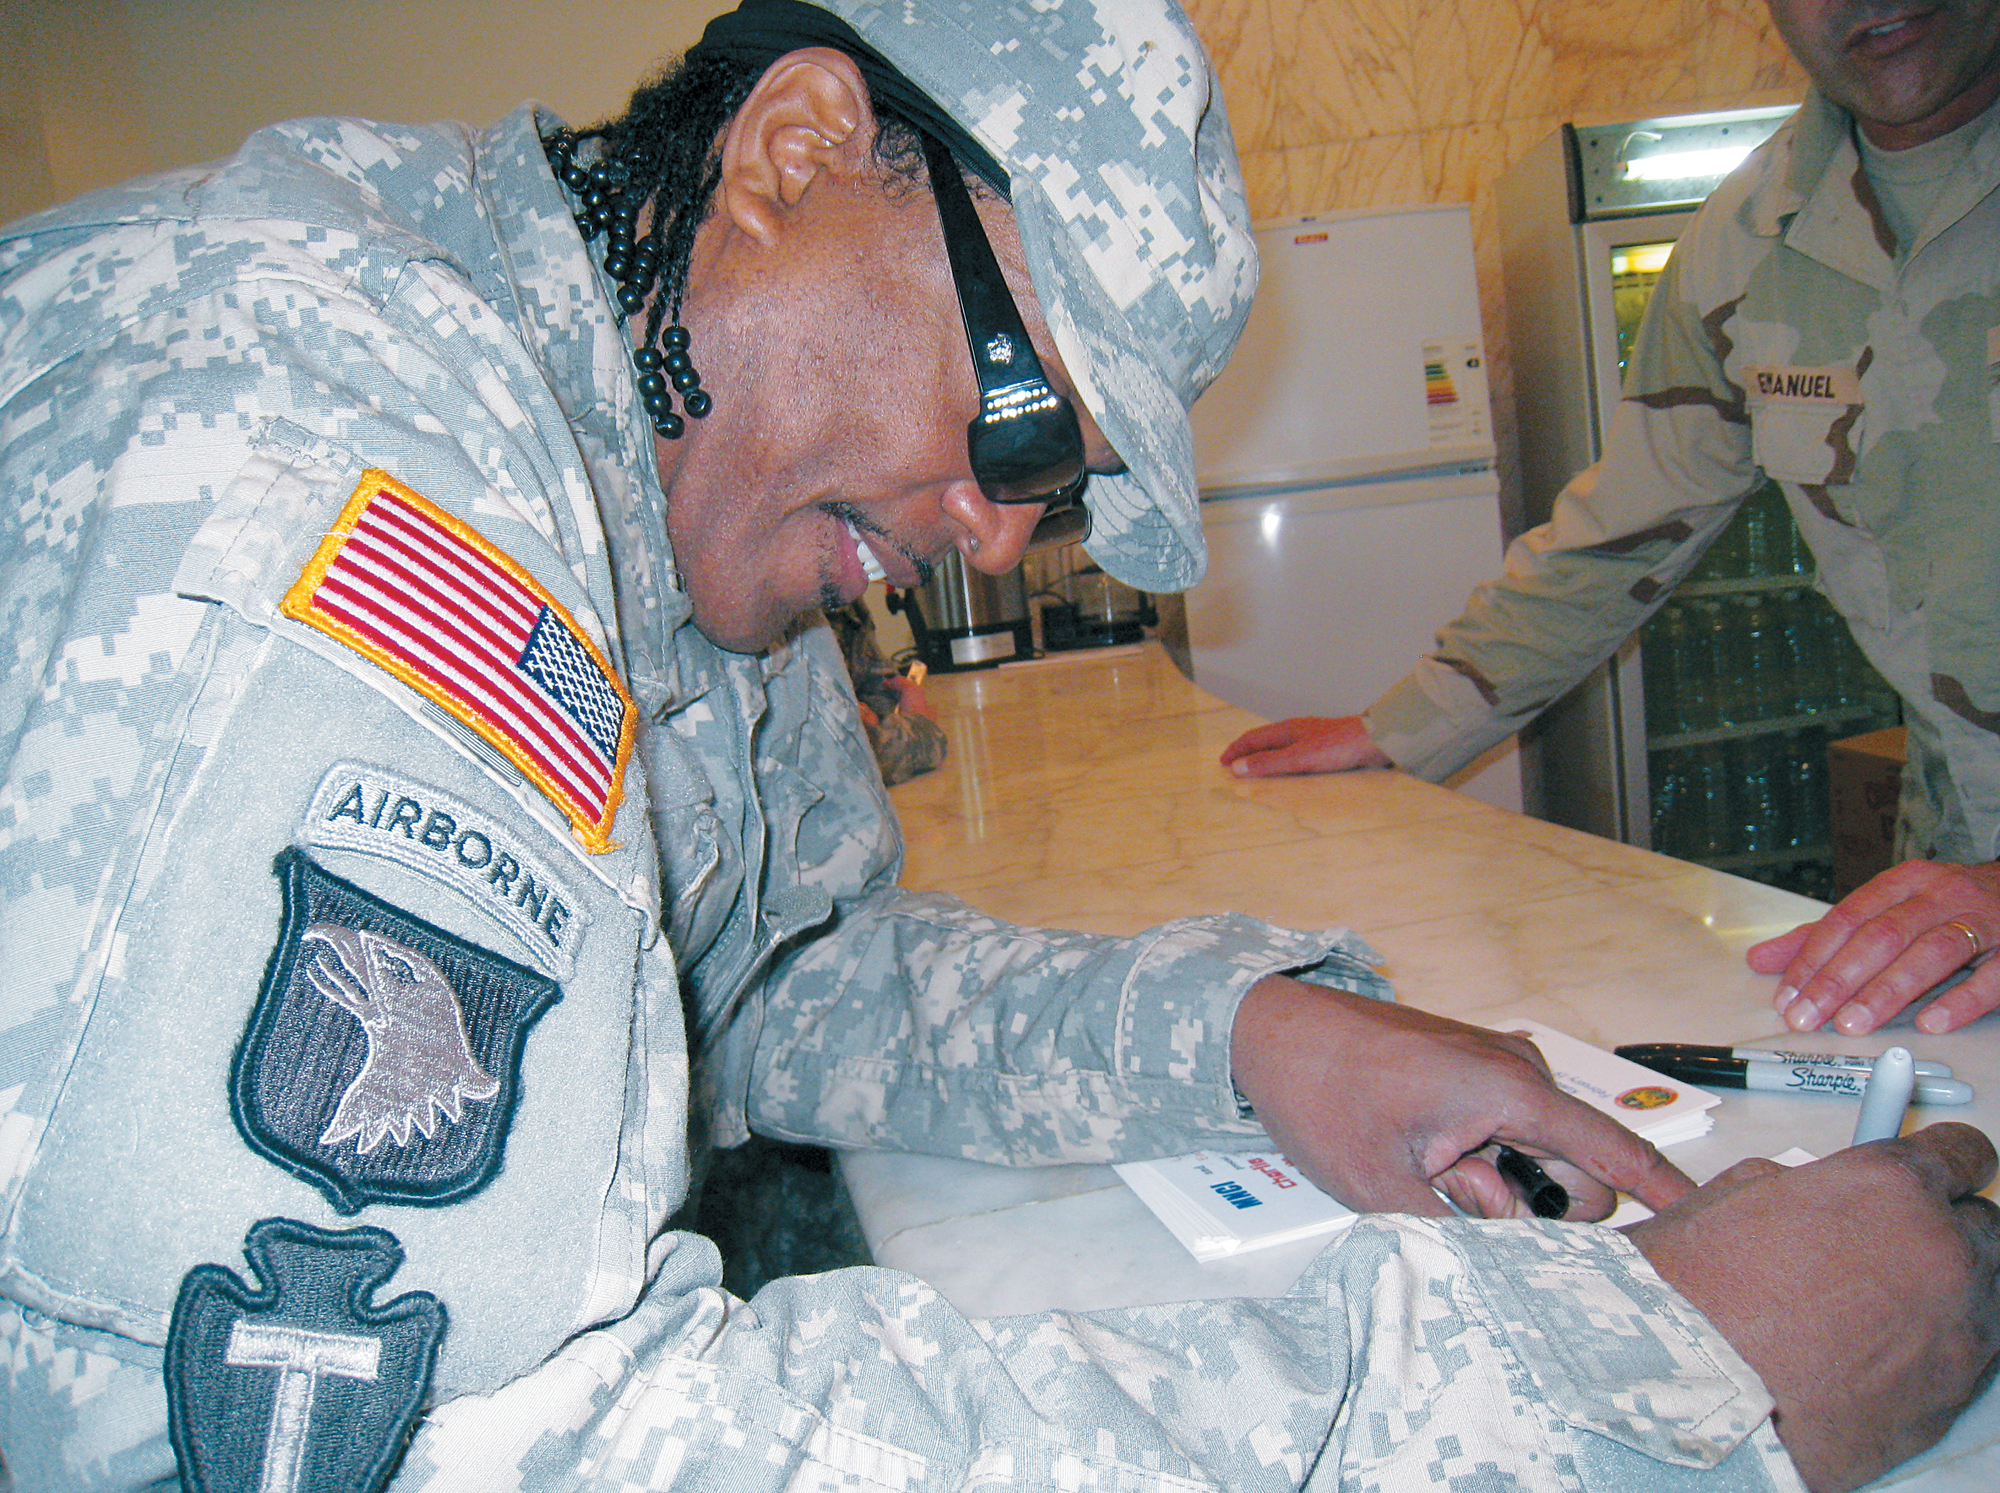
[1676,574,1815,598]
[1698,843,1834,874]
[1647,702,1892,753]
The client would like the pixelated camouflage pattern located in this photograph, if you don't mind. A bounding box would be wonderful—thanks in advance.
[823,601,948,787]
[0,39,1792,1493]
[1,1217,1802,1492]
[1367,88,2000,864]
[823,0,1260,596]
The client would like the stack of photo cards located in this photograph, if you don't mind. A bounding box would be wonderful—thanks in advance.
[1496,1017,1719,1147]
[1112,1150,1356,1262]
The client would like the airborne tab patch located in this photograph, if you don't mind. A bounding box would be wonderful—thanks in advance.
[281,470,635,853]
[167,1217,445,1493]
[303,762,591,979]
[234,848,561,1214]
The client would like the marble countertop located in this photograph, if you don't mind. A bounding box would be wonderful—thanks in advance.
[841,642,2000,1489]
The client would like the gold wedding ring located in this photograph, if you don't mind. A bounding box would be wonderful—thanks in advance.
[1944,919,1983,960]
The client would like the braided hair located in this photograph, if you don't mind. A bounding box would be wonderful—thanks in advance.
[543,49,931,436]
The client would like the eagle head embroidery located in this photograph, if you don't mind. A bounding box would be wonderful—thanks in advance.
[299,924,501,1154]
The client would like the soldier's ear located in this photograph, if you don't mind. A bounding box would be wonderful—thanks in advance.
[716,47,871,247]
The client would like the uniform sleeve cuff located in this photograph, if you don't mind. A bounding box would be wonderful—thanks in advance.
[1365,664,1515,783]
[1115,917,1393,1128]
[1447,1217,1779,1467]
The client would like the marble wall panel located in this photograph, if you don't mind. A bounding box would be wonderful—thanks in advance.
[1188,0,1806,530]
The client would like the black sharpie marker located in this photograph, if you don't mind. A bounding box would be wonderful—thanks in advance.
[1615,1046,1972,1105]
[1492,1146,1568,1219]
[1617,1042,1952,1079]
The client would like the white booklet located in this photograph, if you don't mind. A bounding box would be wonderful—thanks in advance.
[1494,1017,1719,1147]
[1112,1149,1354,1262]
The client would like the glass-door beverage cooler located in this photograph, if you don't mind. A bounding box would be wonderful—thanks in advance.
[1498,107,1899,901]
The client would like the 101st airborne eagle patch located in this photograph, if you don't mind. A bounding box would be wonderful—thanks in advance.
[232,848,561,1214]
[280,470,635,854]
[167,1217,445,1493]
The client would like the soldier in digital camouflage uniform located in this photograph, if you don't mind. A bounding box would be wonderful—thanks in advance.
[1221,0,2000,1048]
[2,2,1997,1491]
[824,600,947,786]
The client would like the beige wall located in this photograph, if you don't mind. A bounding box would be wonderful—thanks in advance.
[2,0,732,214]
[5,0,1803,513]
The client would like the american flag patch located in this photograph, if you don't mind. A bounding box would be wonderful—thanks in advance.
[282,471,634,853]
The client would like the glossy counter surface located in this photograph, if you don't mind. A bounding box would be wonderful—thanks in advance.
[839,643,1999,1489]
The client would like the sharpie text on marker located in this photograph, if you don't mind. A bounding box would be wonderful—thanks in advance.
[1616,1042,1952,1079]
[1614,1051,1972,1105]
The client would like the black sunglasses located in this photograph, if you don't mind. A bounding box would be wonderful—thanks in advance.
[922,134,1092,554]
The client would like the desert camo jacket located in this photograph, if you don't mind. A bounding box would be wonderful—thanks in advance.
[0,106,1799,1493]
[1369,89,2000,863]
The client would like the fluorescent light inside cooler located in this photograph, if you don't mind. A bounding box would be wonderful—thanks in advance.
[1620,145,1755,181]
[1259,505,1284,549]
[1611,242,1676,275]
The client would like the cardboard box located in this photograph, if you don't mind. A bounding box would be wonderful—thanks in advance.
[1829,726,1906,898]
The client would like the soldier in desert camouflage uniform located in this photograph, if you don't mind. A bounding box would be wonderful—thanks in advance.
[1222,0,2000,1049]
[2,2,1996,1491]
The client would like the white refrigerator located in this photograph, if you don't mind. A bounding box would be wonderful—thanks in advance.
[1184,205,1520,811]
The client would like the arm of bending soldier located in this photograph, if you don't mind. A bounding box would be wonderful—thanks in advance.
[1224,238,1766,786]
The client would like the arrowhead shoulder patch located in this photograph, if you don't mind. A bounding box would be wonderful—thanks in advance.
[167,1217,445,1493]
[233,848,561,1214]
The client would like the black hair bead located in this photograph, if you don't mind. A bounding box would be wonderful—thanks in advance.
[542,128,713,435]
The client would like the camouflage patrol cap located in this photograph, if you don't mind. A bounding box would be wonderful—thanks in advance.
[816,0,1257,592]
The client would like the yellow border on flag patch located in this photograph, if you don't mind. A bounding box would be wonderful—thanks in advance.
[281,470,634,854]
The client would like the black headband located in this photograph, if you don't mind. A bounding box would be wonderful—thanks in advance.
[687,0,1011,198]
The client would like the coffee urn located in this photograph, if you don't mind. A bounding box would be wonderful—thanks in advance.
[889,550,1034,672]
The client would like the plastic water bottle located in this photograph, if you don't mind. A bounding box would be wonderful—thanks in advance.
[1737,593,1785,722]
[1728,737,1782,854]
[1642,603,1687,736]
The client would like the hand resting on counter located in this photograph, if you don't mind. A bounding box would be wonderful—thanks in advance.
[1749,859,2000,1037]
[1227,977,1693,1220]
[1625,1124,2000,1493]
[1219,714,1390,778]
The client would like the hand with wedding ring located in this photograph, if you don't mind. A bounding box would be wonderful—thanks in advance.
[1746,859,2000,1036]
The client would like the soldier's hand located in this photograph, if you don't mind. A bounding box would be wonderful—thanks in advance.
[1625,1124,2000,1493]
[1228,978,1691,1219]
[884,673,936,721]
[1748,859,2000,1035]
[1219,716,1391,779]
